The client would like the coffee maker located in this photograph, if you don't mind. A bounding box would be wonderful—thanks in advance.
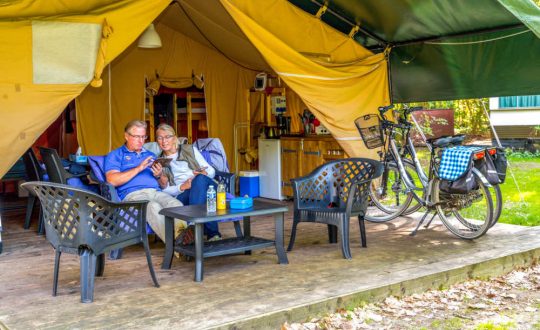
[276,114,291,136]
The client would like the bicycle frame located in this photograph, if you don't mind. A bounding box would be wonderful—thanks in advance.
[378,110,440,208]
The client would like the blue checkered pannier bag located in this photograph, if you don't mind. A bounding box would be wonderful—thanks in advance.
[438,146,483,194]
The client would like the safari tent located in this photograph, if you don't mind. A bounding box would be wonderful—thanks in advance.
[1,0,540,177]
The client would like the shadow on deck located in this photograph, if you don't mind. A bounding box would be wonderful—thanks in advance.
[1,197,539,329]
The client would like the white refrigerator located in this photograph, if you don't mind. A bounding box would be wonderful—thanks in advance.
[258,138,285,200]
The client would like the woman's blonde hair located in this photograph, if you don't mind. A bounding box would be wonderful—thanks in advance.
[156,123,178,150]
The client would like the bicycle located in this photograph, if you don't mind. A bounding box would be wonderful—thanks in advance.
[355,105,496,239]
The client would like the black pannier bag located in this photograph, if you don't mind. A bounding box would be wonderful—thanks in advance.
[439,161,478,194]
[493,148,508,184]
[474,152,500,186]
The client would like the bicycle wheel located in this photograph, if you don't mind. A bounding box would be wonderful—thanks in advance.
[366,161,414,222]
[489,184,503,228]
[434,171,493,239]
[400,159,424,216]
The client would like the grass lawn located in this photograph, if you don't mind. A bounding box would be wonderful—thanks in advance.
[411,148,539,227]
[497,157,540,226]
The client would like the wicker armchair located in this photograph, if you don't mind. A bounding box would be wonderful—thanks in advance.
[22,181,159,303]
[287,158,382,259]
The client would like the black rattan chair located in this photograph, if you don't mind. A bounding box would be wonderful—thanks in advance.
[287,158,383,259]
[22,148,46,233]
[22,181,159,303]
[38,147,86,185]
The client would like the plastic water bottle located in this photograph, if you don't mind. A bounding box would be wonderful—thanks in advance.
[206,185,216,213]
[217,182,226,210]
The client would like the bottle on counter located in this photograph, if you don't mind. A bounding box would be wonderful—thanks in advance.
[217,182,226,210]
[206,185,216,213]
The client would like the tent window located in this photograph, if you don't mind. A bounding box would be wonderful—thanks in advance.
[32,21,101,84]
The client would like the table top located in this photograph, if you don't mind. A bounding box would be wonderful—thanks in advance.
[159,200,288,223]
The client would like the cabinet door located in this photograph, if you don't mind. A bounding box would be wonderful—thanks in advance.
[281,139,299,197]
[300,140,323,177]
[320,140,347,162]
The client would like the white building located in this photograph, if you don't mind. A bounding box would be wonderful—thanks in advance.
[490,96,540,142]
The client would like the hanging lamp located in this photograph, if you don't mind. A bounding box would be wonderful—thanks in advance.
[138,24,162,48]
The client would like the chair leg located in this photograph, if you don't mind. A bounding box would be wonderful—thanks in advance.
[109,248,123,260]
[233,220,243,238]
[24,195,36,229]
[37,209,45,235]
[79,249,97,303]
[358,215,367,248]
[53,249,61,296]
[287,220,299,252]
[95,254,105,277]
[142,234,160,288]
[339,219,352,260]
[328,224,338,244]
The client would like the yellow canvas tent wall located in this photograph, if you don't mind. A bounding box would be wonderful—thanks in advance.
[77,0,388,166]
[1,0,388,177]
[0,0,169,176]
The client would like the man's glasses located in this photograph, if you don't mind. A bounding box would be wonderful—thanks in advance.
[156,135,174,141]
[127,132,148,140]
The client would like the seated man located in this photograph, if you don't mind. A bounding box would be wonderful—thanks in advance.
[105,120,191,244]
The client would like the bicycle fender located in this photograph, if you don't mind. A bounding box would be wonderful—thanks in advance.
[472,167,492,187]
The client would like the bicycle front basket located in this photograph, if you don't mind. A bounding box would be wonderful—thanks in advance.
[354,114,384,149]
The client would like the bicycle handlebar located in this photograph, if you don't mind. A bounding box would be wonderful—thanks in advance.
[378,105,394,115]
[405,106,423,114]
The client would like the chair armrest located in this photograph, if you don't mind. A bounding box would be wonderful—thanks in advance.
[215,170,236,194]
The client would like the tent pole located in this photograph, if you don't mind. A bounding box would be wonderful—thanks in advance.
[108,64,112,152]
[385,47,394,105]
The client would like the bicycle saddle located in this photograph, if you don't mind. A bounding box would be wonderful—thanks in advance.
[427,134,465,148]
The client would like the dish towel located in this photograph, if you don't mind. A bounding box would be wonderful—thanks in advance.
[438,146,483,181]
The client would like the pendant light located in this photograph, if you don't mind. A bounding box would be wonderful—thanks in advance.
[138,24,162,48]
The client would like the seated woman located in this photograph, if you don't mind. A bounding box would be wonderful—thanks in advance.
[152,123,221,241]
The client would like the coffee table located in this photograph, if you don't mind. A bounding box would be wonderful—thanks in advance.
[159,200,289,282]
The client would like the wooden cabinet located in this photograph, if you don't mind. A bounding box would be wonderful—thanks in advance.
[280,136,348,197]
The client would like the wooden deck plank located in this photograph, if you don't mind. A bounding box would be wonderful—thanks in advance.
[1,197,540,329]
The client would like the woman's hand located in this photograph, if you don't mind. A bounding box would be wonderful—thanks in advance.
[180,177,192,191]
[193,166,208,176]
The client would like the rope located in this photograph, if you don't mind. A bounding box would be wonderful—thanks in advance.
[410,112,432,152]
[425,29,530,45]
[481,102,525,203]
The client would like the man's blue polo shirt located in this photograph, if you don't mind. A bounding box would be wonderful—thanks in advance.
[104,145,159,200]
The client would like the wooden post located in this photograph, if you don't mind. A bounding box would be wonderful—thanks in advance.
[186,93,192,143]
[246,89,251,149]
[148,95,155,142]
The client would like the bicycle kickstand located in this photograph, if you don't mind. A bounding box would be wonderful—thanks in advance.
[423,212,438,229]
[410,210,433,236]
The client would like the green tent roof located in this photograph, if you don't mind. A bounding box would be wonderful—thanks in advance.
[289,0,540,102]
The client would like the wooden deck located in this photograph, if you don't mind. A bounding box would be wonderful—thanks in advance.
[1,195,540,329]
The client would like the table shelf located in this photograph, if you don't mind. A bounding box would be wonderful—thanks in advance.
[175,236,274,258]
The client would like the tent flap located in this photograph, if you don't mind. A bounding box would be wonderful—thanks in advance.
[0,0,169,177]
[220,0,389,158]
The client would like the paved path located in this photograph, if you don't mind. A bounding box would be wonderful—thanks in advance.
[0,203,539,329]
